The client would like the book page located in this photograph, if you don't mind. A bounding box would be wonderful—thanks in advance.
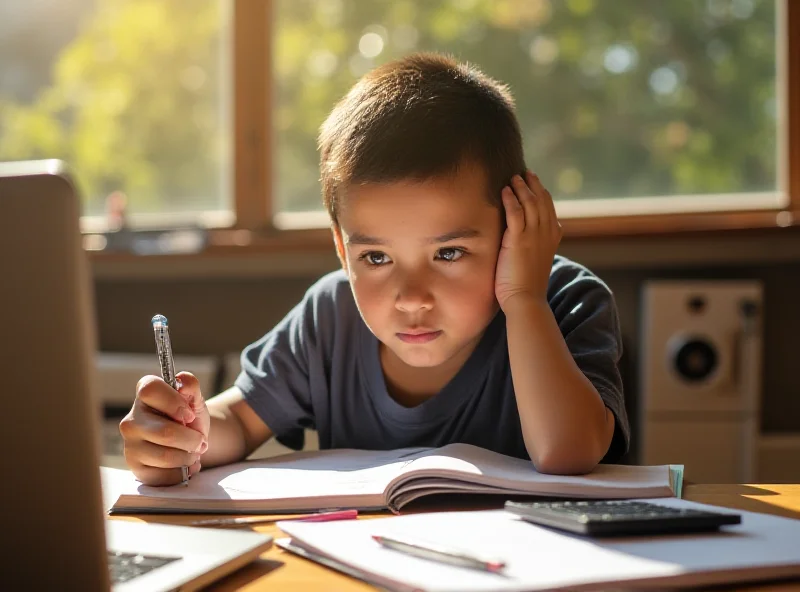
[389,443,673,499]
[217,447,429,499]
[105,447,433,505]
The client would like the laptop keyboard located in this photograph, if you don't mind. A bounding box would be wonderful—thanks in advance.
[108,550,181,584]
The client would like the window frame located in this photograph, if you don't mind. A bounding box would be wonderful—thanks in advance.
[93,0,800,262]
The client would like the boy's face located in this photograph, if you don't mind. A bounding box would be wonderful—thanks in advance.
[333,166,503,369]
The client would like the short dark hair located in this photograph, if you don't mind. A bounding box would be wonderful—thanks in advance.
[319,52,525,225]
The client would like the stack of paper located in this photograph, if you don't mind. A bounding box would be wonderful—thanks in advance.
[278,499,800,591]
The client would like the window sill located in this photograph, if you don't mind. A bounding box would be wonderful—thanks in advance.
[87,210,800,280]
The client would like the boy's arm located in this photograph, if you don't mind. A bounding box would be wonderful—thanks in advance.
[201,387,274,468]
[504,296,615,474]
[496,171,616,475]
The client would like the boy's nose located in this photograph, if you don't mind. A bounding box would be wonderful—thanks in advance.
[395,277,434,312]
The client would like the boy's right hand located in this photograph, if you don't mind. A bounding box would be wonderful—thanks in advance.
[119,371,210,486]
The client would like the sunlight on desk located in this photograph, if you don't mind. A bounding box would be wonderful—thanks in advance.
[682,484,800,521]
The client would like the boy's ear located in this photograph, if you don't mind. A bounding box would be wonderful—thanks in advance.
[331,225,349,272]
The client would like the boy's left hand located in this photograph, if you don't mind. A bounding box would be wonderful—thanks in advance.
[495,170,562,311]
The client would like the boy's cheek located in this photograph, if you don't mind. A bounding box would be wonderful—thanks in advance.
[349,278,386,307]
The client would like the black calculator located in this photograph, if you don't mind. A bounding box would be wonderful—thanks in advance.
[504,500,741,536]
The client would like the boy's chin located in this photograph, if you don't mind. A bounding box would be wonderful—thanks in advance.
[387,342,458,369]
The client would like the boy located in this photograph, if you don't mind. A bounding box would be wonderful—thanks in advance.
[120,53,629,486]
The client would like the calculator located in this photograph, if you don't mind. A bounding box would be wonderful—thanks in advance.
[504,500,741,536]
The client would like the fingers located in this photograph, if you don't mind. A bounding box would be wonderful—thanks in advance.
[120,409,206,486]
[505,170,562,238]
[123,405,207,452]
[188,458,202,477]
[119,373,209,486]
[502,185,525,236]
[526,170,558,229]
[129,465,197,488]
[510,173,540,228]
[120,377,206,453]
[137,375,195,424]
[126,439,201,470]
[175,371,204,413]
[175,371,209,434]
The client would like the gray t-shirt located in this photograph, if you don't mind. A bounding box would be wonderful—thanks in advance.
[235,255,630,462]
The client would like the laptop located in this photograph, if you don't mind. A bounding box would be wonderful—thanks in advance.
[0,160,273,591]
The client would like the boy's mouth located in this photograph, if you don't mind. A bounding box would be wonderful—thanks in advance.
[396,330,442,344]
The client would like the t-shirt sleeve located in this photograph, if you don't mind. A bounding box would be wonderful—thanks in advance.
[234,287,319,442]
[547,258,630,463]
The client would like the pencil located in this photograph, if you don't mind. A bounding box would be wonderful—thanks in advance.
[372,534,505,573]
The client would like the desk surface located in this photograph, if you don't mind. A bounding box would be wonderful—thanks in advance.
[122,484,800,591]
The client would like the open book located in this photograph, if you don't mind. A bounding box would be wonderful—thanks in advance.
[105,443,680,515]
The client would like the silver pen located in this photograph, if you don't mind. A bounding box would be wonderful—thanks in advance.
[371,534,506,573]
[151,314,189,486]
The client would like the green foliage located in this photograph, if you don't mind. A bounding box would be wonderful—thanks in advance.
[274,0,777,210]
[0,0,777,216]
[0,0,225,215]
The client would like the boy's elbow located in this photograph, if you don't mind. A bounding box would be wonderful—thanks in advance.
[529,438,607,475]
[531,451,599,475]
[525,412,615,475]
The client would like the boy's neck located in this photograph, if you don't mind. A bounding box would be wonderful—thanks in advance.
[378,334,483,408]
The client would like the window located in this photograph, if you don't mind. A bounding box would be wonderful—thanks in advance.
[0,0,797,242]
[274,0,781,224]
[0,0,232,226]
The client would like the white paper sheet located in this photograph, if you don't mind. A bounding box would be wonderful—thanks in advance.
[279,498,800,592]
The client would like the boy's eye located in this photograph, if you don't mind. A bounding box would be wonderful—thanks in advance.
[436,247,465,262]
[359,251,392,266]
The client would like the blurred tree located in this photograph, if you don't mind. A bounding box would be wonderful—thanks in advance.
[0,0,225,216]
[274,0,777,211]
[0,0,777,217]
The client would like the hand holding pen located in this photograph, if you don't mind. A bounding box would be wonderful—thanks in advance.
[151,315,191,486]
[118,315,210,487]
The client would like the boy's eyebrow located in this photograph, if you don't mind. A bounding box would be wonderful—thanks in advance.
[347,232,387,246]
[425,228,482,244]
[346,228,482,247]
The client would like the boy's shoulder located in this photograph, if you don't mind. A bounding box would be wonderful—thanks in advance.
[297,268,358,331]
[305,268,351,302]
[549,254,611,293]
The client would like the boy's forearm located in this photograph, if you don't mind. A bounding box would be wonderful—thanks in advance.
[201,388,272,468]
[200,413,249,468]
[504,295,615,474]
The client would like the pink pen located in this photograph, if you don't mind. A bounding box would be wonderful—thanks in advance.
[189,509,358,528]
[292,509,359,523]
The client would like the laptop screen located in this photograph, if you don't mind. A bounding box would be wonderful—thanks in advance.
[0,160,110,589]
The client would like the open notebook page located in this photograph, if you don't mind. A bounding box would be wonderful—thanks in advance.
[389,443,674,498]
[217,447,428,500]
[103,447,433,509]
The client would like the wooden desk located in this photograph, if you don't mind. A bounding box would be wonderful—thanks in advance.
[122,484,800,591]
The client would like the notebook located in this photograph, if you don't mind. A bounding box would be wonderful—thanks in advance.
[276,501,800,591]
[105,443,681,515]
